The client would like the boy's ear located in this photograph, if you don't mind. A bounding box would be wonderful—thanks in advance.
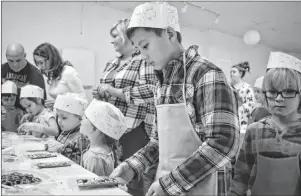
[166,26,177,41]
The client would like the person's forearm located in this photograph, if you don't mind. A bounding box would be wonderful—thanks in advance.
[41,125,59,137]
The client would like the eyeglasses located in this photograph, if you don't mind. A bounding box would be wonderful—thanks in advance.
[263,90,300,98]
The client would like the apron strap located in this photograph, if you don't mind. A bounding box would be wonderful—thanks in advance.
[255,126,260,157]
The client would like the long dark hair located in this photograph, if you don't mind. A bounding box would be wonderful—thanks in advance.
[232,61,250,78]
[33,43,73,84]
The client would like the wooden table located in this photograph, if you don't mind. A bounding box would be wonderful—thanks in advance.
[1,133,130,195]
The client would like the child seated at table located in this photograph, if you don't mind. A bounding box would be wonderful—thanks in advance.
[80,99,127,176]
[229,52,301,196]
[1,80,24,132]
[52,93,89,165]
[18,84,59,138]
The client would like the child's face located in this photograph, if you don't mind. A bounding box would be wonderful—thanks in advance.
[56,109,81,132]
[266,86,301,117]
[20,98,41,115]
[131,28,173,70]
[79,116,95,137]
[1,95,16,107]
[230,67,241,82]
[254,87,264,104]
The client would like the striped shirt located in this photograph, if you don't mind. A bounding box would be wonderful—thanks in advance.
[126,45,240,196]
[228,117,301,196]
[100,54,156,136]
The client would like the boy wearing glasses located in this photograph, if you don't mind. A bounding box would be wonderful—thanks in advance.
[229,52,301,196]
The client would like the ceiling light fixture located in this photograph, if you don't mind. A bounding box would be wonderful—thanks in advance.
[181,2,188,13]
[214,14,220,24]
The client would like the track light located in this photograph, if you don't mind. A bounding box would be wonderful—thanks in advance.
[181,2,188,13]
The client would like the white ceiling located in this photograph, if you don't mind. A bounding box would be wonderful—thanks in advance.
[99,1,301,53]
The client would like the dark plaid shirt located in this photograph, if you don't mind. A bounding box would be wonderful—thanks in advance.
[126,45,240,196]
[57,125,89,165]
[100,54,156,136]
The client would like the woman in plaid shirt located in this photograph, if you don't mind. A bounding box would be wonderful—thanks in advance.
[110,2,240,196]
[229,52,301,196]
[92,18,156,195]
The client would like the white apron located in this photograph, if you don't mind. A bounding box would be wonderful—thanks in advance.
[154,54,218,195]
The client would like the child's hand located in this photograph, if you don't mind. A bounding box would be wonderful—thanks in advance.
[20,113,33,124]
[18,122,43,133]
[110,162,135,183]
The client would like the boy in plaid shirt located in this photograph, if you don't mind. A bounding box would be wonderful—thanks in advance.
[50,93,89,165]
[110,2,240,196]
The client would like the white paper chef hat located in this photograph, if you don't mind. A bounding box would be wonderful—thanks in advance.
[254,76,264,89]
[85,99,127,140]
[267,52,301,73]
[20,85,44,99]
[54,93,88,116]
[1,80,17,95]
[128,2,180,32]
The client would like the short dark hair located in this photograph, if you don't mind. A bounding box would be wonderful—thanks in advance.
[126,27,182,44]
[1,93,16,97]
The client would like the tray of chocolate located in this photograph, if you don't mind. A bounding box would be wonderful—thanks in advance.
[1,170,49,188]
[27,153,57,159]
[36,161,72,169]
[76,176,127,189]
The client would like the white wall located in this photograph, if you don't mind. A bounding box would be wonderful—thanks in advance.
[2,1,288,89]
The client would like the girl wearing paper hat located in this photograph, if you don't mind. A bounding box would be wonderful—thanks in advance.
[248,76,271,124]
[229,52,301,196]
[1,80,24,132]
[111,2,240,196]
[79,99,127,176]
[18,84,59,138]
[53,92,89,165]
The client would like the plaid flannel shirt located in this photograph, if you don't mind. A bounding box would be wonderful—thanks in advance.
[100,54,156,136]
[57,126,89,165]
[126,45,240,196]
[228,117,301,196]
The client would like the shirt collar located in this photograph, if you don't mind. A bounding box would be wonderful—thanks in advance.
[154,45,199,80]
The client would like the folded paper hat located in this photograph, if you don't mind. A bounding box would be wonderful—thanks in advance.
[2,80,17,94]
[128,2,180,32]
[54,93,88,116]
[20,85,44,99]
[267,52,301,73]
[254,76,264,89]
[85,99,127,140]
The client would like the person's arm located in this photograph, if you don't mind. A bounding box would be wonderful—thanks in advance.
[122,60,156,104]
[18,118,59,137]
[125,112,159,178]
[159,69,240,196]
[64,66,86,97]
[105,60,156,104]
[30,67,47,100]
[228,125,257,196]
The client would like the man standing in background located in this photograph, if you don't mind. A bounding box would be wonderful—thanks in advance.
[2,43,46,109]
